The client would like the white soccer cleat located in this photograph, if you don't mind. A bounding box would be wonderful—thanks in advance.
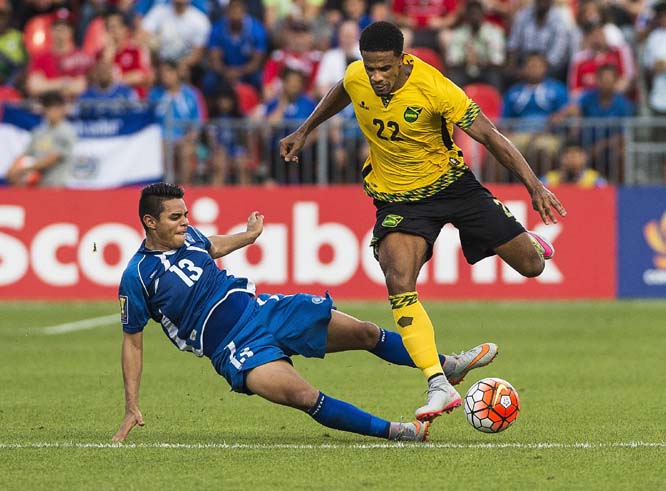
[388,420,430,442]
[415,375,461,422]
[443,342,499,386]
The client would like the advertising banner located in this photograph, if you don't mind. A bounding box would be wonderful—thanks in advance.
[0,185,616,300]
[618,187,666,298]
[0,104,162,188]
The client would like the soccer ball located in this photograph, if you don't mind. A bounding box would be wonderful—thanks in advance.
[464,377,520,433]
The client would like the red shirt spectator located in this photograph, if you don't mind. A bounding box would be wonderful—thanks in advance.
[104,9,153,99]
[261,21,322,100]
[26,9,93,99]
[568,23,635,97]
[392,0,458,29]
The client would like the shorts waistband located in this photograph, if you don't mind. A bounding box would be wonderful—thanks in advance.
[202,292,254,357]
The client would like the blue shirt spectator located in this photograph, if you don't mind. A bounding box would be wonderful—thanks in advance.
[204,0,268,92]
[149,61,203,141]
[502,53,569,132]
[578,90,634,118]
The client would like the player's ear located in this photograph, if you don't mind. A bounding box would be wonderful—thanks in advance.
[142,214,158,230]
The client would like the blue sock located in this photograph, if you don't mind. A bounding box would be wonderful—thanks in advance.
[307,392,390,439]
[370,328,446,368]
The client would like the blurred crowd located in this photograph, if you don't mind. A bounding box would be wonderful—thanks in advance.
[1,0,665,186]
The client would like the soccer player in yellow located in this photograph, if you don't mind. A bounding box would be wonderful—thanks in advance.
[280,21,566,422]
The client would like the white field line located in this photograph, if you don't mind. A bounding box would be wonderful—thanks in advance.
[0,442,664,450]
[38,314,118,335]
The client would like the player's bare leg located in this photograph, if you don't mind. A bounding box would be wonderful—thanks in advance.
[494,231,554,278]
[325,310,380,353]
[377,232,461,421]
[325,310,498,387]
[245,359,429,441]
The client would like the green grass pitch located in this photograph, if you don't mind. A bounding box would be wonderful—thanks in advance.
[1,300,665,490]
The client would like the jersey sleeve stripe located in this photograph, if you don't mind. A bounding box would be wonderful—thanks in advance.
[456,101,480,130]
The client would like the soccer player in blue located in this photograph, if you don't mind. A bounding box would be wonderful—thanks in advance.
[113,183,497,442]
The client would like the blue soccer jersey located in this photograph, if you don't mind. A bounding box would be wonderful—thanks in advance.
[118,226,255,356]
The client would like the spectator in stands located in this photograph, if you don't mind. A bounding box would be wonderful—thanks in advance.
[256,67,318,184]
[0,1,27,88]
[569,64,634,176]
[314,20,365,183]
[261,20,323,100]
[140,0,211,77]
[541,139,607,187]
[506,0,572,83]
[314,20,360,98]
[392,0,459,51]
[203,0,268,95]
[643,1,666,114]
[443,0,506,88]
[149,59,204,185]
[261,68,317,123]
[7,90,76,187]
[203,83,251,185]
[574,0,629,50]
[103,7,153,99]
[502,52,569,175]
[568,21,635,98]
[26,8,94,100]
[264,0,325,39]
[79,55,137,102]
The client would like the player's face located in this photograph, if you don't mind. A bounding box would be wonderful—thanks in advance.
[361,51,403,96]
[149,199,189,250]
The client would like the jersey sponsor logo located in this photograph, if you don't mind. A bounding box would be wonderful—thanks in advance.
[119,295,128,324]
[311,296,325,304]
[359,100,370,110]
[381,214,404,228]
[403,106,423,123]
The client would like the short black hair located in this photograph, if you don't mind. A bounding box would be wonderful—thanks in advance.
[359,21,403,56]
[139,182,184,230]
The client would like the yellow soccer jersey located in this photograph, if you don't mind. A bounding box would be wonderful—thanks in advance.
[343,53,480,202]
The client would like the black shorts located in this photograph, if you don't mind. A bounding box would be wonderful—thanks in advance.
[371,171,526,264]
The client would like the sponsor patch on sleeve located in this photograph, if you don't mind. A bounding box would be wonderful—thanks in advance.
[119,295,128,324]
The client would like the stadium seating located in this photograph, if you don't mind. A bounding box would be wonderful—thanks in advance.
[409,47,444,73]
[82,17,107,57]
[454,83,503,175]
[24,14,53,57]
[235,83,261,115]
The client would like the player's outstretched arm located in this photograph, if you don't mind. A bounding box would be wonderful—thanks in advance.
[113,331,145,442]
[280,80,351,163]
[208,211,264,259]
[464,111,567,225]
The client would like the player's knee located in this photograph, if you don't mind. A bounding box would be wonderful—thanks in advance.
[358,321,380,349]
[383,270,416,294]
[286,386,319,411]
[520,255,545,278]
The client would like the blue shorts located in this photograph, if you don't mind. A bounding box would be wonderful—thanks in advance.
[209,292,334,394]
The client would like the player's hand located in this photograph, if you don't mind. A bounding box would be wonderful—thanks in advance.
[279,131,306,163]
[112,406,144,442]
[246,211,264,240]
[530,184,567,225]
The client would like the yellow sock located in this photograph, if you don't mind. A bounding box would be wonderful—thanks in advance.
[388,291,443,380]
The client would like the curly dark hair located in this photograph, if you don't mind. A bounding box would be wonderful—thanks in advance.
[138,182,184,230]
[359,21,404,57]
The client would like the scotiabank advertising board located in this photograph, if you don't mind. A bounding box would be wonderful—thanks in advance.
[0,185,615,300]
